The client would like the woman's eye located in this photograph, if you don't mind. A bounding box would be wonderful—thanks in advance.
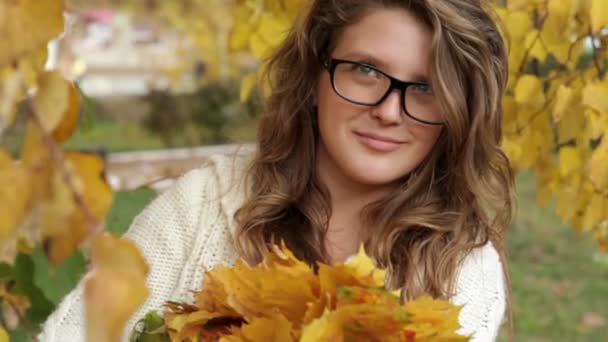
[354,64,377,76]
[413,83,431,94]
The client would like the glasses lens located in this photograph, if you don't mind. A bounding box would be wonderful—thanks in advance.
[404,84,443,124]
[333,62,389,104]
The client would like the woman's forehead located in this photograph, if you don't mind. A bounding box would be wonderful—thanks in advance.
[331,8,433,81]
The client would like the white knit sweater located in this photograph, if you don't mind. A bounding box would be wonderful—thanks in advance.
[40,152,506,342]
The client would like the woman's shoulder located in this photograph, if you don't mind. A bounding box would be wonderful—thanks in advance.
[173,146,254,198]
[452,241,506,340]
[173,146,254,231]
[454,240,504,294]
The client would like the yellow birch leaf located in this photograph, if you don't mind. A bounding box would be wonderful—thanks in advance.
[85,234,149,342]
[515,107,537,127]
[508,45,527,77]
[18,46,48,88]
[20,120,53,202]
[551,43,572,65]
[33,71,70,133]
[250,14,289,59]
[565,38,586,70]
[230,20,256,51]
[552,85,576,122]
[534,156,559,207]
[505,11,532,39]
[558,146,582,177]
[556,108,585,144]
[548,0,573,21]
[0,46,48,134]
[589,141,608,189]
[590,0,608,32]
[284,0,308,20]
[0,0,64,66]
[0,150,31,240]
[40,164,76,239]
[257,14,290,48]
[524,30,548,61]
[52,81,81,142]
[556,175,584,224]
[46,151,114,263]
[514,74,545,107]
[584,108,608,141]
[65,151,113,224]
[501,137,523,170]
[582,82,608,114]
[0,68,21,132]
[249,33,271,61]
[0,326,7,342]
[240,72,258,103]
[582,194,607,231]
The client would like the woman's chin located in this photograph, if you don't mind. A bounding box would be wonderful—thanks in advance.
[345,162,409,188]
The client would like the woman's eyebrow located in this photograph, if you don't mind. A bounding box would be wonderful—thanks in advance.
[339,51,430,83]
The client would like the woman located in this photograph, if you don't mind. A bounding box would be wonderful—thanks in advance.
[41,0,514,341]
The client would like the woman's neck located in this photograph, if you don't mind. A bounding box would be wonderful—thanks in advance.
[316,147,393,263]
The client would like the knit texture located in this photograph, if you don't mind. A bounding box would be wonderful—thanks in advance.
[39,152,506,342]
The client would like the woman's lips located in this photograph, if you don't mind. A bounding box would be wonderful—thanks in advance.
[354,131,404,152]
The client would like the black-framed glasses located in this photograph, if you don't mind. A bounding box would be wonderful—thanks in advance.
[322,58,444,125]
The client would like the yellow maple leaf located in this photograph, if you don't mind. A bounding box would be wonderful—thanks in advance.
[223,314,294,342]
[346,245,387,286]
[300,303,409,342]
[212,258,317,322]
[403,295,462,328]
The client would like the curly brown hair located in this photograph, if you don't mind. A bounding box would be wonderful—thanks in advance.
[234,0,514,316]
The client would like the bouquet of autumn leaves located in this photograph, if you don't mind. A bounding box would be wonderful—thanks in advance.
[132,245,469,342]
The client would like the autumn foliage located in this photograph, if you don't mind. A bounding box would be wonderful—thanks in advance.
[1,1,148,340]
[131,245,467,342]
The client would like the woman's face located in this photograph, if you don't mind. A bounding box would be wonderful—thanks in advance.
[316,7,443,188]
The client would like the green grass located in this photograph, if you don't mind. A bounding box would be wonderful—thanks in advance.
[498,173,608,341]
[1,119,167,155]
[64,120,167,152]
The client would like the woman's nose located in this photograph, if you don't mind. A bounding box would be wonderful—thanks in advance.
[371,89,403,125]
